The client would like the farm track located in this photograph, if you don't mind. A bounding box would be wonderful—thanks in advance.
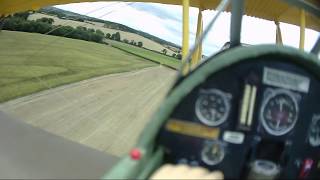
[0,66,176,157]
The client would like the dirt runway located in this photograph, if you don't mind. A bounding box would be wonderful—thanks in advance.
[0,66,176,157]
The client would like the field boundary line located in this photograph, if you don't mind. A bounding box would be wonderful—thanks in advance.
[111,45,178,70]
[0,66,173,107]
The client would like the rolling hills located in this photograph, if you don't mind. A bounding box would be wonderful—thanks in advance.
[27,6,182,56]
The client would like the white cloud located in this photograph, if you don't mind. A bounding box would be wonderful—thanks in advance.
[108,5,183,45]
[56,2,319,56]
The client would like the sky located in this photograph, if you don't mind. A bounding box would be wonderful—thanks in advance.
[55,2,319,55]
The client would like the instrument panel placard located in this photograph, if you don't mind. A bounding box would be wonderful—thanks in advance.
[166,119,220,139]
[263,67,310,93]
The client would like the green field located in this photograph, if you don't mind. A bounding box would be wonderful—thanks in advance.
[0,31,157,103]
[111,41,181,69]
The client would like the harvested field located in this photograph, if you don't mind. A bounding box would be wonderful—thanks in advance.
[0,66,176,157]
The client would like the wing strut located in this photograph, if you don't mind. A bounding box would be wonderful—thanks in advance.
[230,0,244,47]
[182,0,190,60]
[182,0,190,74]
[299,9,306,50]
[191,8,203,68]
[275,21,283,45]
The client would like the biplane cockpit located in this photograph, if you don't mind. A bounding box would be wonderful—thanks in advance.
[0,0,319,179]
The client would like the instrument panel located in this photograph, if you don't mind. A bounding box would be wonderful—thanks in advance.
[158,57,320,179]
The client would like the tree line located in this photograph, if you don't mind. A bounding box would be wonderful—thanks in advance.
[122,38,143,47]
[2,12,144,48]
[2,12,105,43]
[2,12,182,59]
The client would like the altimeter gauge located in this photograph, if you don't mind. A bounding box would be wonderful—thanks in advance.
[260,89,299,136]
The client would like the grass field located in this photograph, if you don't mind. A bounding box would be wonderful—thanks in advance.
[110,41,181,69]
[0,30,156,103]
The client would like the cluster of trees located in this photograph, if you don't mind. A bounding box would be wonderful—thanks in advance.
[162,49,167,55]
[36,17,54,24]
[172,53,182,60]
[105,32,121,41]
[122,39,143,47]
[161,49,182,60]
[3,17,52,34]
[2,14,105,43]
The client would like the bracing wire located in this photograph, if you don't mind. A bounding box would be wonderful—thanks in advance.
[6,2,138,117]
[35,2,137,94]
[179,0,231,75]
[29,2,136,89]
[44,2,121,35]
[44,2,135,39]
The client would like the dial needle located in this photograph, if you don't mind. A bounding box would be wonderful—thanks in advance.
[280,100,283,112]
[276,119,281,129]
[210,109,216,119]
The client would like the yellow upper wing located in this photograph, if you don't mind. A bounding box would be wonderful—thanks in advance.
[0,0,319,31]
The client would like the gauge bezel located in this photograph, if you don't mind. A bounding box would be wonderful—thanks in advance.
[260,88,299,136]
[201,141,225,166]
[251,160,280,176]
[308,115,320,147]
[195,89,231,126]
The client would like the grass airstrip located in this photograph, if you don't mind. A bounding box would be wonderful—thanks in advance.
[0,30,178,102]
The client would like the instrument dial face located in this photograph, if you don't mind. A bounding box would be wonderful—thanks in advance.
[201,141,225,166]
[195,89,231,126]
[308,115,320,147]
[260,89,299,136]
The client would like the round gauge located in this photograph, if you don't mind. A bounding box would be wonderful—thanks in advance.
[249,160,280,179]
[308,115,320,147]
[201,141,225,166]
[195,89,231,126]
[260,89,299,136]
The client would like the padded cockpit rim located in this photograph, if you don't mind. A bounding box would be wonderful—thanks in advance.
[138,45,320,148]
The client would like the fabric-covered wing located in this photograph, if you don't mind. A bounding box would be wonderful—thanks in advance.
[0,0,319,31]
